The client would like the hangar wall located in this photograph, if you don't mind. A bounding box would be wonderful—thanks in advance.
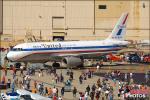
[3,0,150,41]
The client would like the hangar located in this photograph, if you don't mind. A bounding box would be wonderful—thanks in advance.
[2,0,150,43]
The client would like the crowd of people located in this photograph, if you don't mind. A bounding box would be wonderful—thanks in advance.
[77,69,114,100]
[0,63,150,100]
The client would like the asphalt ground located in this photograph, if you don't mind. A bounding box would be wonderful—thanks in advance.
[0,62,150,100]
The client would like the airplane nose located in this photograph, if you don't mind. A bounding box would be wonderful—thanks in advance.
[7,52,14,61]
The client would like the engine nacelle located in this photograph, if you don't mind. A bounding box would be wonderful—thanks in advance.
[52,62,60,67]
[62,57,83,67]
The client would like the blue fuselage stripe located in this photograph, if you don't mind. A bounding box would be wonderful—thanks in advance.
[20,45,120,51]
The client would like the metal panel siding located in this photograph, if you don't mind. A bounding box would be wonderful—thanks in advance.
[2,0,149,41]
[52,17,65,29]
[66,1,94,28]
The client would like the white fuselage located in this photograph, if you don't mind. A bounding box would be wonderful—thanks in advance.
[7,40,128,62]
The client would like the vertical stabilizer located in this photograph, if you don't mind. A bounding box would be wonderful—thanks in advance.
[107,13,129,40]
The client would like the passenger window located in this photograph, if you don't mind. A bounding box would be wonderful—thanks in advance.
[11,48,22,51]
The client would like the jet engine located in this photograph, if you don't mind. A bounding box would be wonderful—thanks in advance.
[62,57,83,67]
[52,62,60,67]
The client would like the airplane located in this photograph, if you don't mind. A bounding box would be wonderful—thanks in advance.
[6,12,129,68]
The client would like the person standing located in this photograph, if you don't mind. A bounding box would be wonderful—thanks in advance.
[97,78,101,87]
[20,65,24,76]
[52,86,57,97]
[86,85,90,95]
[44,87,48,96]
[108,92,113,100]
[55,75,58,84]
[52,78,55,86]
[40,83,44,95]
[72,87,77,97]
[38,70,41,77]
[79,75,83,84]
[53,95,57,100]
[95,91,100,100]
[12,66,16,79]
[130,72,133,78]
[90,91,94,100]
[12,66,16,75]
[60,74,64,82]
[61,87,65,97]
[40,69,44,76]
[7,79,11,88]
[11,81,15,93]
[84,91,88,100]
[145,72,148,84]
[48,87,52,97]
[33,81,37,88]
[130,78,134,84]
[1,75,6,84]
[56,88,59,97]
[91,84,96,92]
[124,73,128,82]
[4,67,7,76]
[96,64,100,72]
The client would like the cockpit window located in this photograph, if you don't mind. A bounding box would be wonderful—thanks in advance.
[11,48,23,51]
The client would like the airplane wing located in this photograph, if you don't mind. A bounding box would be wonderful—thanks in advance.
[51,51,115,59]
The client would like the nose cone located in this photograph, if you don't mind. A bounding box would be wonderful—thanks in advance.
[7,52,15,61]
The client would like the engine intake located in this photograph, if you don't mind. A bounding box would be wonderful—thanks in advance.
[62,57,82,67]
[52,62,60,67]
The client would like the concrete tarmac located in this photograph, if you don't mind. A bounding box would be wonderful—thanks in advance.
[0,62,150,100]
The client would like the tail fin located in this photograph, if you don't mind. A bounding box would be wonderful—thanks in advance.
[107,12,129,40]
